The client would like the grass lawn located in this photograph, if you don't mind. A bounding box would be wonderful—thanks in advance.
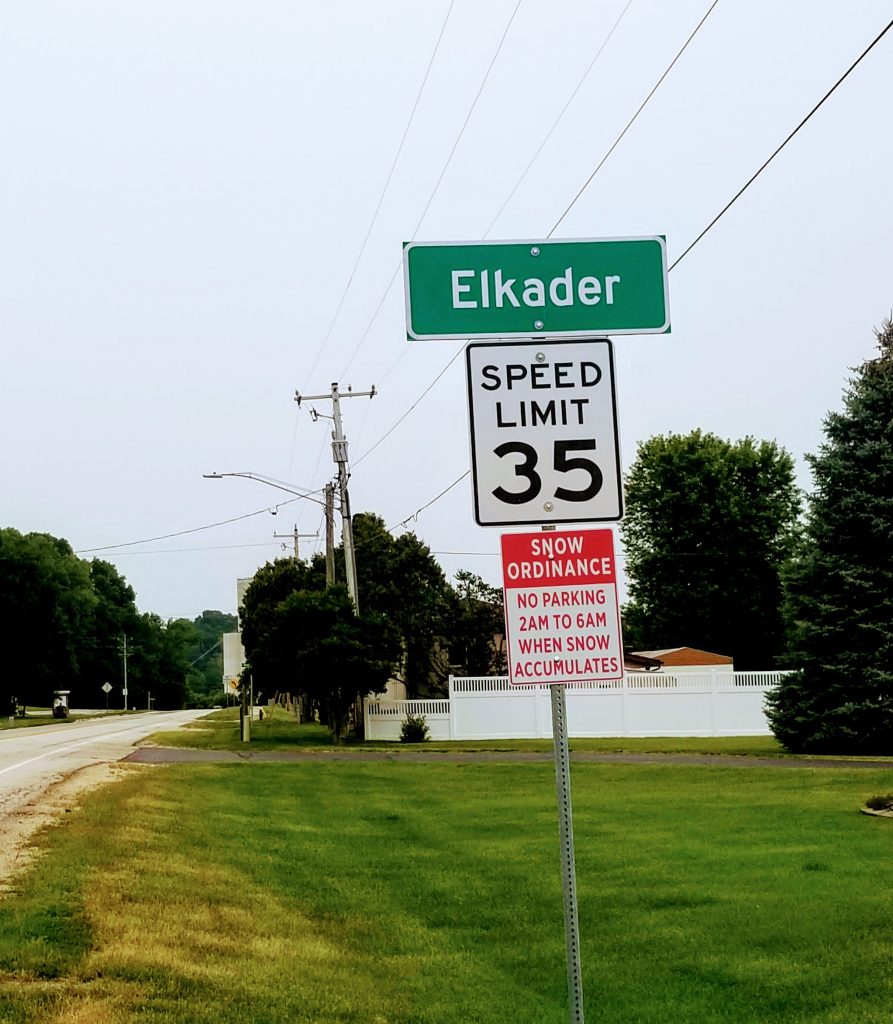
[150,709,792,758]
[3,760,893,1022]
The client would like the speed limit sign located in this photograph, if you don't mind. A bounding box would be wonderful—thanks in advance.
[465,339,623,526]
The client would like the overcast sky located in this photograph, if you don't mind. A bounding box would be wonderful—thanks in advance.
[2,1,891,621]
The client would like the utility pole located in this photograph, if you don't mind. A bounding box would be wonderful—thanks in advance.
[324,482,335,586]
[295,382,375,612]
[273,524,318,560]
[121,634,129,711]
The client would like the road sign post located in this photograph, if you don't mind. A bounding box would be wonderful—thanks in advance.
[466,339,622,527]
[552,682,584,1024]
[500,526,625,1024]
[404,236,669,340]
[404,233,661,1024]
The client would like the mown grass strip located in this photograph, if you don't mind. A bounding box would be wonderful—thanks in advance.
[150,710,793,757]
[3,761,893,1022]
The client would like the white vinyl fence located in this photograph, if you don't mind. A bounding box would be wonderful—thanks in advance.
[364,672,787,741]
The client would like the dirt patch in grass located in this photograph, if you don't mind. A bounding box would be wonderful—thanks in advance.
[0,764,135,895]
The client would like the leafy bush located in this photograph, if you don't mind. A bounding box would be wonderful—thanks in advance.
[864,794,893,811]
[400,713,429,743]
[189,690,233,709]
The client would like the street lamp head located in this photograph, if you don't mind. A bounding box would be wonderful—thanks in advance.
[203,473,223,479]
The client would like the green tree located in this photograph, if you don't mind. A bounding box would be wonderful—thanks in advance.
[125,613,190,710]
[767,320,893,753]
[239,557,325,699]
[240,513,508,721]
[0,529,96,713]
[0,529,235,715]
[276,585,400,740]
[447,571,506,676]
[184,610,238,703]
[79,559,141,708]
[352,514,454,697]
[620,431,801,668]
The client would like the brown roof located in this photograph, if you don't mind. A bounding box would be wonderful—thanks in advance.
[632,647,733,667]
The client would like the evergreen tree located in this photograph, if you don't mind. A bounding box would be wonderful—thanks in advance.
[767,320,893,753]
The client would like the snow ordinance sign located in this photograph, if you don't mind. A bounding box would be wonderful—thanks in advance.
[502,528,623,685]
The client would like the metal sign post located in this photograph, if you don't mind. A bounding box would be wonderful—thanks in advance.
[551,683,585,1024]
[403,232,662,1024]
[500,526,626,1024]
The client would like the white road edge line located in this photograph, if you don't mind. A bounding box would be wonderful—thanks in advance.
[0,715,191,778]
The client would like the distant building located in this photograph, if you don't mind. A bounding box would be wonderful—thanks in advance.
[236,577,253,628]
[623,651,663,672]
[629,647,733,673]
[222,577,253,689]
[222,632,246,688]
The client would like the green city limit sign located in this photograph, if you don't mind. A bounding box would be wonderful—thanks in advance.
[403,236,670,340]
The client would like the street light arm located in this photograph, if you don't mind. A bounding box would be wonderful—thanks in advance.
[203,471,329,508]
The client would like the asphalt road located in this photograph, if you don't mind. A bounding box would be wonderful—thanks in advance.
[0,709,207,820]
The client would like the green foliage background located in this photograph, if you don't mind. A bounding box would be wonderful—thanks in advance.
[0,528,235,714]
[620,430,801,668]
[239,513,507,728]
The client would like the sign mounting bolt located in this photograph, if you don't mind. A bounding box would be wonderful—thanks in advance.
[530,246,541,256]
[543,501,554,512]
[535,352,546,363]
[534,320,544,331]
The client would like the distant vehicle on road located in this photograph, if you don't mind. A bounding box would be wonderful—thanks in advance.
[52,690,71,720]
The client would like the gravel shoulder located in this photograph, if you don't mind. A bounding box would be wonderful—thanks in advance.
[0,761,135,894]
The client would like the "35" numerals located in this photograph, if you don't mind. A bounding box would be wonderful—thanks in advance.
[492,440,603,505]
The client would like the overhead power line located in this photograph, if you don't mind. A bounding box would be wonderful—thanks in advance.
[670,14,893,271]
[100,542,283,556]
[390,471,470,532]
[549,0,721,236]
[353,347,464,467]
[382,12,893,532]
[290,2,458,489]
[484,0,635,236]
[302,0,458,388]
[75,500,303,554]
[93,13,891,558]
[338,0,524,379]
[400,0,524,253]
[353,3,715,473]
[188,640,222,667]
